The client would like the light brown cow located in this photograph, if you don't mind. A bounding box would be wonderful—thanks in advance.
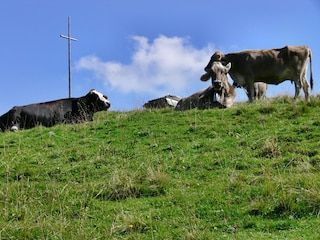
[200,62,236,108]
[242,82,268,100]
[253,82,268,99]
[204,46,313,102]
[175,85,219,110]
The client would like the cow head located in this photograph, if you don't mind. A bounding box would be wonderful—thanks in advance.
[86,89,111,111]
[201,51,227,82]
[209,62,236,108]
[209,62,232,92]
[204,50,225,73]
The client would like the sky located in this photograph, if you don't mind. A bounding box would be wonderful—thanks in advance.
[0,0,319,113]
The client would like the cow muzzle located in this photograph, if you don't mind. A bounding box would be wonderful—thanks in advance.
[104,100,111,109]
[212,80,223,90]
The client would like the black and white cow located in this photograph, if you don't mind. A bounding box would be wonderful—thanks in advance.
[0,89,110,132]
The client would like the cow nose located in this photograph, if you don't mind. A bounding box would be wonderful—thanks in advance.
[213,80,222,88]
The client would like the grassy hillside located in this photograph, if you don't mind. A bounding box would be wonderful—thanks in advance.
[1,96,320,239]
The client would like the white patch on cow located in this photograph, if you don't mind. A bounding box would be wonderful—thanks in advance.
[91,89,110,105]
[10,126,18,132]
[212,61,231,73]
[165,97,180,107]
[223,95,235,108]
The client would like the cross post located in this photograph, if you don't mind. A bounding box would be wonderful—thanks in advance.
[60,16,77,98]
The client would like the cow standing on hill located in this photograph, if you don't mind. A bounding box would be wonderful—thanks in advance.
[0,89,111,132]
[203,46,313,102]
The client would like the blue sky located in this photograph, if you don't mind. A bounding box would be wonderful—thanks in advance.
[0,0,319,113]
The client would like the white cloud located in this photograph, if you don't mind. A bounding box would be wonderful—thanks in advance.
[76,35,213,96]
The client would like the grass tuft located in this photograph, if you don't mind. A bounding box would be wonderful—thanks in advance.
[93,166,168,201]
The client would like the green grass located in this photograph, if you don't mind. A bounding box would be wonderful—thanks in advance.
[1,96,320,239]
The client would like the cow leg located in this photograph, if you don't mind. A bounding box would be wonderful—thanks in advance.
[302,81,310,102]
[261,84,267,99]
[301,71,310,102]
[247,82,255,103]
[293,79,302,101]
[253,83,259,100]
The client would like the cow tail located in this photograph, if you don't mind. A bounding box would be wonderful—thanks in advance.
[309,48,314,90]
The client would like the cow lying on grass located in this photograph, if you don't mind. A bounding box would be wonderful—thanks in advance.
[143,95,181,109]
[200,62,236,108]
[175,85,221,110]
[0,89,111,132]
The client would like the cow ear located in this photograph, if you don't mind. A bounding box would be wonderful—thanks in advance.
[200,73,210,81]
[225,62,231,72]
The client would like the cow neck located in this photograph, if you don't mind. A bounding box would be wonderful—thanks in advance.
[77,96,95,115]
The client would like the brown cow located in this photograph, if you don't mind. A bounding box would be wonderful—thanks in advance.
[203,46,313,102]
[200,62,236,108]
[243,82,268,100]
[175,85,218,110]
[253,82,268,100]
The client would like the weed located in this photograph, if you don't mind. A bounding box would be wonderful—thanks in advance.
[260,137,282,158]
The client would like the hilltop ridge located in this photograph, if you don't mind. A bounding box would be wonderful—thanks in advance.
[1,96,320,239]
